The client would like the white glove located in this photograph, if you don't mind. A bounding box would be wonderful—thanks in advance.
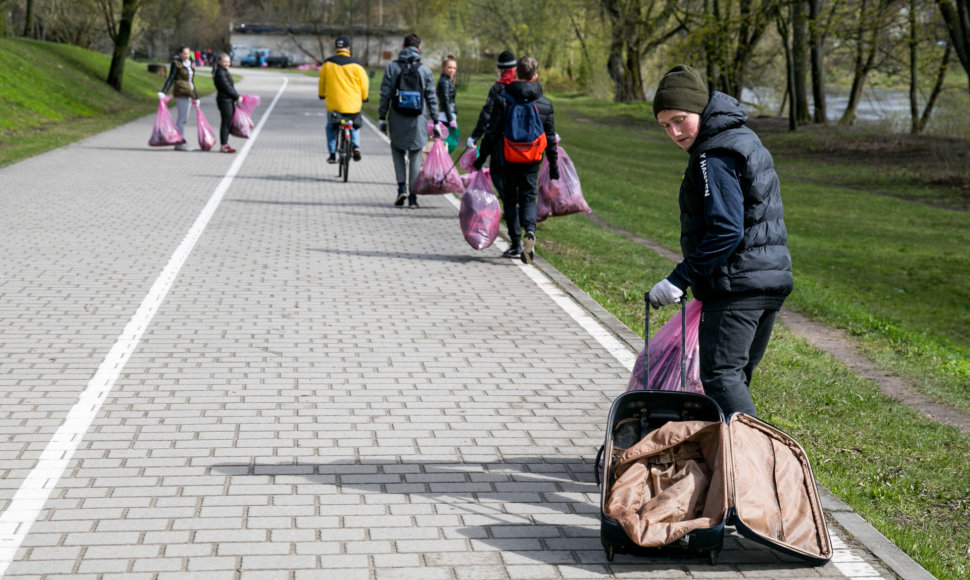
[192,99,200,107]
[156,92,166,100]
[466,137,476,149]
[648,279,684,309]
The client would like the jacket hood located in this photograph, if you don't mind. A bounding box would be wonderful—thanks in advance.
[397,46,422,63]
[695,91,747,146]
[504,80,543,101]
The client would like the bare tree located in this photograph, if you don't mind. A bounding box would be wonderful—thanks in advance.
[600,0,684,102]
[791,0,810,123]
[938,0,970,95]
[807,0,835,124]
[98,0,143,91]
[837,0,897,125]
[23,0,35,37]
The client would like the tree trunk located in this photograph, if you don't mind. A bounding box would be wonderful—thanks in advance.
[23,0,35,37]
[0,0,8,37]
[792,0,810,123]
[839,0,881,126]
[106,0,140,91]
[808,0,827,123]
[937,0,970,96]
[920,41,952,132]
[909,0,920,134]
[777,6,798,130]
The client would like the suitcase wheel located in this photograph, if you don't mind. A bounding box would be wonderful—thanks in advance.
[605,546,614,561]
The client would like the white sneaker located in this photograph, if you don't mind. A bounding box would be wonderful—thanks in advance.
[174,143,192,151]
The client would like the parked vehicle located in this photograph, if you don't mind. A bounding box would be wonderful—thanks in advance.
[240,49,291,68]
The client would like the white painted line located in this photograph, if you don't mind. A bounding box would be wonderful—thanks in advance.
[0,79,289,578]
[443,193,636,371]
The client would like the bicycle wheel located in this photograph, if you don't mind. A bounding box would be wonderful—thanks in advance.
[336,129,344,178]
[341,131,352,182]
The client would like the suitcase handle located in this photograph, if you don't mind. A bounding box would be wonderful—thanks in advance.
[642,293,689,392]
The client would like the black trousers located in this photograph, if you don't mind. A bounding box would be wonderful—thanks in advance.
[698,307,779,417]
[217,99,235,145]
[500,162,541,249]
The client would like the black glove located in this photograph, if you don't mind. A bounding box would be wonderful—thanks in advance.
[473,158,485,171]
[432,125,441,139]
[378,120,387,134]
[549,167,560,181]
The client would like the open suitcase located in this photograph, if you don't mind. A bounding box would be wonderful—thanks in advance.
[595,295,832,565]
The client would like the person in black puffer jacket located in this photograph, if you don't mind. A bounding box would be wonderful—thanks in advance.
[474,57,559,265]
[212,53,240,153]
[648,64,793,418]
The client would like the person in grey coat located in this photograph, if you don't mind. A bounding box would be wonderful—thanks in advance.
[378,33,440,208]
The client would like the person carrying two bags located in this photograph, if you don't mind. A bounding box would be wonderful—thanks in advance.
[474,57,558,265]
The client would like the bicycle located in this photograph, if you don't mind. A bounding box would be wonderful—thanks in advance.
[335,117,354,182]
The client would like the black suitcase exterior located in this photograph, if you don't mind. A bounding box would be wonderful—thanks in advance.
[595,294,832,565]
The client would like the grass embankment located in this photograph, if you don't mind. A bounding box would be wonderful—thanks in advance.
[0,37,214,167]
[423,75,969,578]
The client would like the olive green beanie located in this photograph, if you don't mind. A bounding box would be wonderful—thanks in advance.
[652,65,709,118]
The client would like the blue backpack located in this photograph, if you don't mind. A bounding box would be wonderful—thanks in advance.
[393,60,424,116]
[501,92,547,163]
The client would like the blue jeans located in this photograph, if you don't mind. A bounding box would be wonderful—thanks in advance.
[326,112,360,154]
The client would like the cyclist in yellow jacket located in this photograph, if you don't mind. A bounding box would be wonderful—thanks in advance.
[318,36,370,163]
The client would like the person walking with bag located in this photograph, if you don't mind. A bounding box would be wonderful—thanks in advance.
[378,33,440,208]
[474,57,558,265]
[648,64,793,417]
[318,36,370,164]
[212,53,239,153]
[158,46,200,151]
[466,50,518,255]
[437,55,459,152]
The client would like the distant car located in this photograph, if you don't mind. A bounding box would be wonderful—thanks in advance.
[240,49,291,68]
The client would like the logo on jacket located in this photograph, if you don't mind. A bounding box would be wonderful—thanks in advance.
[699,153,710,197]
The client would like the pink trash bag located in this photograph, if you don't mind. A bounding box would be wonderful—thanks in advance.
[426,120,449,140]
[194,102,216,151]
[413,139,464,195]
[148,96,184,147]
[538,145,591,218]
[230,94,260,139]
[627,299,704,393]
[459,169,502,250]
[458,147,478,173]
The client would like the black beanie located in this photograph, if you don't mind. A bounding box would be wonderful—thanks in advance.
[335,36,350,49]
[652,65,709,118]
[497,50,516,69]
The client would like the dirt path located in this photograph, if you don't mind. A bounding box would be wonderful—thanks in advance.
[584,213,970,434]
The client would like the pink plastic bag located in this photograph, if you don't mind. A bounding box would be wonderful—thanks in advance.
[459,147,478,173]
[459,169,502,250]
[627,299,703,393]
[426,120,449,140]
[413,139,464,195]
[230,94,260,139]
[148,96,184,147]
[538,145,591,218]
[194,102,216,151]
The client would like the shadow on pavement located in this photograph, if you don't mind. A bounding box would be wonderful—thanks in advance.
[308,247,496,264]
[208,457,826,573]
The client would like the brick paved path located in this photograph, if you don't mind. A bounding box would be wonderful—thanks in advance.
[0,70,909,579]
